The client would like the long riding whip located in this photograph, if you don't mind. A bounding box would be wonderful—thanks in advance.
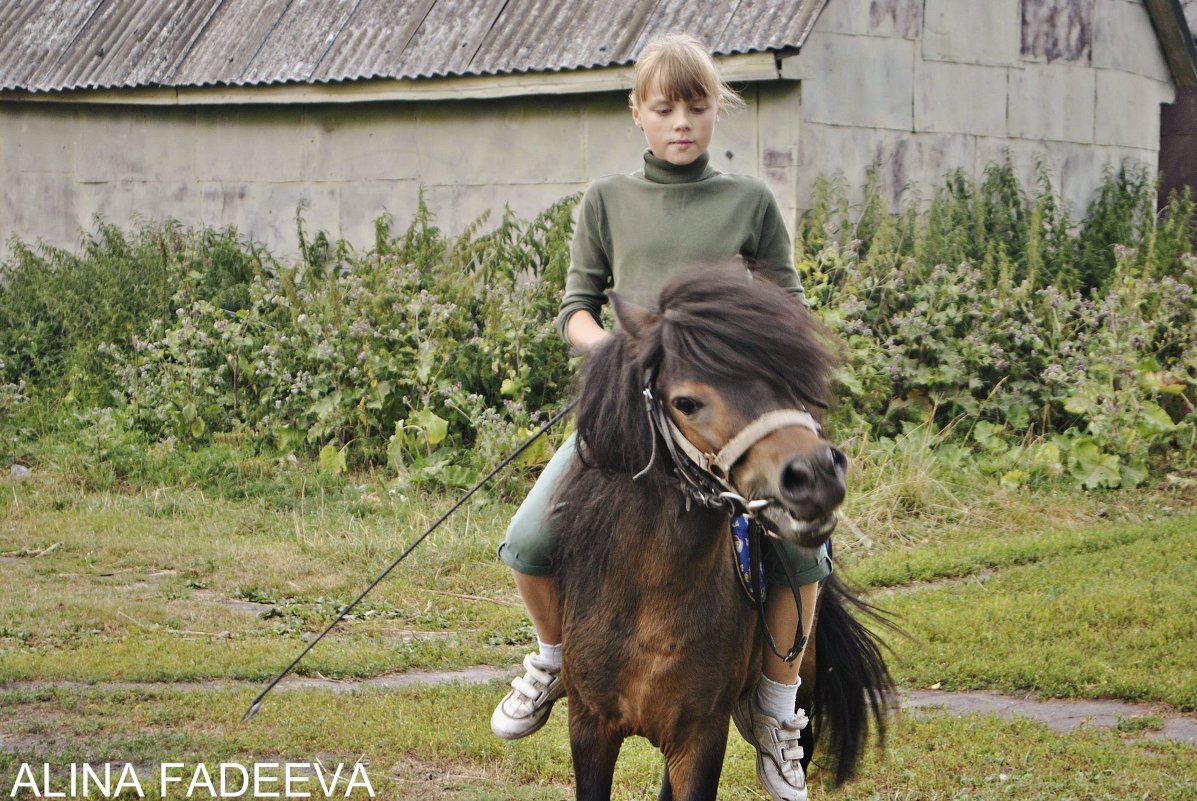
[242,400,576,721]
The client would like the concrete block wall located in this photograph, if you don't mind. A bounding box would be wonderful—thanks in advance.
[0,98,598,259]
[0,85,793,260]
[790,0,1175,219]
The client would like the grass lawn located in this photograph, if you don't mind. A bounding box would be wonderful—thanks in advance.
[0,479,533,682]
[1,471,1195,798]
[1,684,1194,800]
[844,513,1197,709]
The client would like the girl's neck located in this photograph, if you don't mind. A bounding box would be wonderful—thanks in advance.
[642,149,714,184]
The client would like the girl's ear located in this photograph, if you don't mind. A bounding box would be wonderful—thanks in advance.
[608,291,659,353]
[630,102,642,129]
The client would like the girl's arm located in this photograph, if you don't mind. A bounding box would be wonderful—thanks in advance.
[556,185,612,347]
[564,310,610,354]
[754,186,808,307]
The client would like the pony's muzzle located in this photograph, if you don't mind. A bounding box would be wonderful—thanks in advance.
[778,444,847,522]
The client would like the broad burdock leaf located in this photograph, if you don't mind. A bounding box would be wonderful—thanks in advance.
[1067,437,1122,489]
[318,442,347,476]
[1136,402,1178,436]
[407,408,449,447]
[972,421,1008,454]
[1000,469,1027,489]
[1120,460,1149,488]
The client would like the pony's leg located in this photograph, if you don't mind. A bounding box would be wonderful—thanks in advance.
[658,764,672,801]
[662,726,728,801]
[569,705,621,801]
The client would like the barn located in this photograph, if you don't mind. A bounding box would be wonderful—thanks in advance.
[1,0,1195,258]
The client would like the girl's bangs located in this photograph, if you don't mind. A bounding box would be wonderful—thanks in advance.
[652,57,717,102]
[629,35,743,111]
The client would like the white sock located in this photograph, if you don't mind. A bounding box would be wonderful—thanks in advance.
[755,675,800,722]
[537,638,562,671]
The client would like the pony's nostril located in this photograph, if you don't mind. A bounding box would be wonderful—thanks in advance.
[780,458,813,497]
[825,445,848,473]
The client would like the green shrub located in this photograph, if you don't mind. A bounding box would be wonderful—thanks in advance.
[79,194,577,493]
[2,164,1193,494]
[802,161,1196,489]
[0,221,258,408]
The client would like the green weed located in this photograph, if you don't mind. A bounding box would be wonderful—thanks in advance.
[3,166,1194,495]
[1115,714,1166,733]
[801,161,1196,490]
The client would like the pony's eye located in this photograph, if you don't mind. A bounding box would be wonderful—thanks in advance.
[671,397,702,416]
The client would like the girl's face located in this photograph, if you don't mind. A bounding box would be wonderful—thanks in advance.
[631,83,718,166]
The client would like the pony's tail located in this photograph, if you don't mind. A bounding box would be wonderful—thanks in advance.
[809,572,899,784]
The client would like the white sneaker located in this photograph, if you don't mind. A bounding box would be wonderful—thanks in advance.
[732,690,809,801]
[490,652,565,740]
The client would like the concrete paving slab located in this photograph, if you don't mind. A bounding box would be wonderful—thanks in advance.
[905,689,1197,744]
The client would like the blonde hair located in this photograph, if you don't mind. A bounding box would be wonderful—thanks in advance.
[629,34,745,112]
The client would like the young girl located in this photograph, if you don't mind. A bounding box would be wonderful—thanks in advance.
[493,34,829,801]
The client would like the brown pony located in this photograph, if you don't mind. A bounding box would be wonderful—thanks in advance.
[553,264,894,801]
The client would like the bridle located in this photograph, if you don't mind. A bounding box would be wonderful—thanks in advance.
[634,368,822,510]
[633,367,827,662]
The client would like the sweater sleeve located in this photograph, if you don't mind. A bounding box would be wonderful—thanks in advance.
[752,186,808,307]
[555,184,612,341]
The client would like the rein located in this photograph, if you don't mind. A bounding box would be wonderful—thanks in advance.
[242,401,576,721]
[634,369,820,663]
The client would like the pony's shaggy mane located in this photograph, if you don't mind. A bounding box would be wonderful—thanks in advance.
[573,263,839,476]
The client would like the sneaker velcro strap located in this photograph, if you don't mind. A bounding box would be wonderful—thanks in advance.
[779,745,804,763]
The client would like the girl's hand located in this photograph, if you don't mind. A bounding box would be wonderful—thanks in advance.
[565,311,611,355]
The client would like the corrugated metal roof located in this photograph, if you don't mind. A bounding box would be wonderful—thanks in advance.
[469,0,667,76]
[312,0,439,82]
[42,0,222,90]
[0,0,105,90]
[0,0,830,93]
[172,0,291,87]
[391,0,513,79]
[241,0,359,85]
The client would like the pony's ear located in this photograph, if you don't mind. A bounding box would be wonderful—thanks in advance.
[608,291,659,351]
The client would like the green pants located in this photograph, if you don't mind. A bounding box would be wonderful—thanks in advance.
[498,433,832,586]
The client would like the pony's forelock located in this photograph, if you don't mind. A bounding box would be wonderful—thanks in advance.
[654,264,837,411]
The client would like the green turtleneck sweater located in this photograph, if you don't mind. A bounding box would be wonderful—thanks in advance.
[555,149,805,341]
